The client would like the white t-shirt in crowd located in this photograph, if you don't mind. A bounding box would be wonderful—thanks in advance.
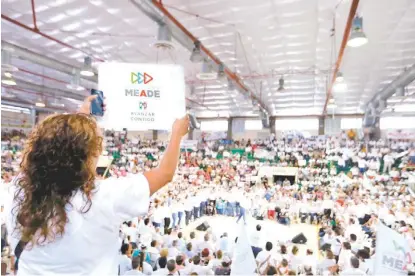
[119,254,133,275]
[5,174,150,275]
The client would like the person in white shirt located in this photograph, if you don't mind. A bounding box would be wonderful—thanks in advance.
[198,233,215,254]
[119,243,133,275]
[250,224,263,258]
[340,257,367,276]
[4,99,190,275]
[153,257,168,275]
[125,254,153,275]
[338,242,353,270]
[186,255,214,275]
[167,240,181,260]
[124,221,140,248]
[256,242,274,274]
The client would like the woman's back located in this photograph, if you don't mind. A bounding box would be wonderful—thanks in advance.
[6,174,150,275]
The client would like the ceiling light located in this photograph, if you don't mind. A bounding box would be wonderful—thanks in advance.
[4,72,12,78]
[327,97,337,109]
[67,69,85,91]
[217,63,226,79]
[190,41,203,63]
[196,60,217,80]
[35,102,46,107]
[153,23,174,50]
[80,56,94,77]
[277,76,285,91]
[347,16,368,48]
[333,82,348,93]
[1,75,17,86]
[335,72,344,82]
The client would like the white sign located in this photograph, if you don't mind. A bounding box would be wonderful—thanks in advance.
[180,140,198,149]
[374,222,413,275]
[99,63,186,130]
[386,130,415,140]
[258,166,298,177]
[202,131,227,141]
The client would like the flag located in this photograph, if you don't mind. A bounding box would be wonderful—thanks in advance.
[374,222,413,275]
[231,223,257,275]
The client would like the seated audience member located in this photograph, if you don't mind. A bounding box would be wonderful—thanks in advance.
[167,260,177,276]
[256,242,273,274]
[189,255,214,275]
[214,256,232,275]
[154,257,168,275]
[340,257,367,276]
[119,243,132,275]
[125,254,153,275]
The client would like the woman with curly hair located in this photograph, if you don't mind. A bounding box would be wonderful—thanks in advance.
[4,96,189,275]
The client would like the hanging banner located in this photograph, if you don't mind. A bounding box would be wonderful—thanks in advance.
[180,140,198,149]
[202,131,227,141]
[374,222,413,275]
[99,63,186,130]
[386,130,415,140]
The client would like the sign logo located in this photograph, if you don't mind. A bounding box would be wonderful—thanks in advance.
[131,72,153,84]
[139,101,147,110]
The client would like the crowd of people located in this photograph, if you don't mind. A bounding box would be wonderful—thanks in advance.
[2,129,415,275]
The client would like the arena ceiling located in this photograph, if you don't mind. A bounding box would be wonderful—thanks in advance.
[1,0,415,117]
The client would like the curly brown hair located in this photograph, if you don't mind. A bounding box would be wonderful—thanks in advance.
[13,114,103,245]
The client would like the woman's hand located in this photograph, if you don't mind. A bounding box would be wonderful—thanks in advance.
[78,95,106,115]
[78,95,97,114]
[172,115,190,137]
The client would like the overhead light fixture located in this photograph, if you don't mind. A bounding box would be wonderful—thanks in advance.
[67,69,84,91]
[190,41,204,63]
[1,74,17,86]
[4,72,12,78]
[347,15,368,48]
[35,96,46,107]
[333,82,347,93]
[196,60,217,80]
[277,76,285,91]
[153,23,174,50]
[80,56,94,77]
[327,97,337,109]
[335,72,344,82]
[217,63,226,79]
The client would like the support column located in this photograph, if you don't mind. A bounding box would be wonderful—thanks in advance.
[152,130,158,140]
[269,116,276,134]
[30,108,37,126]
[318,116,325,135]
[188,128,194,140]
[227,117,233,140]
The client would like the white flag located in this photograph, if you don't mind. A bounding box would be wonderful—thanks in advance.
[374,222,413,275]
[231,223,257,275]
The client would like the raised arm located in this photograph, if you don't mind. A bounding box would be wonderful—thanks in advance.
[144,116,189,195]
